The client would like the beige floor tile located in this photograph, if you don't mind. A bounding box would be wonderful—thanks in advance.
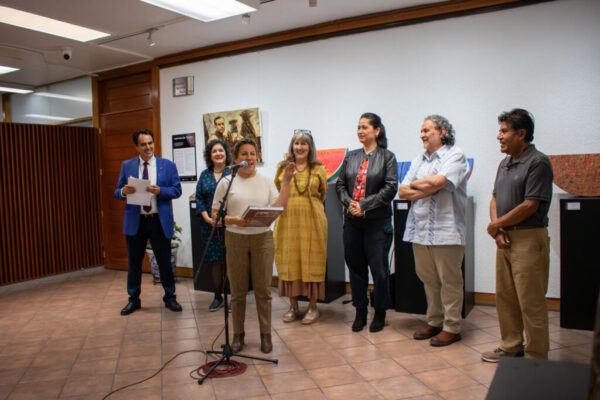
[371,375,434,399]
[19,366,71,383]
[255,354,304,375]
[393,352,450,374]
[262,370,317,394]
[163,382,216,400]
[439,384,488,400]
[112,370,162,392]
[70,358,118,377]
[458,362,498,385]
[105,386,162,400]
[271,388,326,400]
[7,379,64,400]
[433,344,483,367]
[307,364,362,387]
[117,354,162,373]
[212,375,269,400]
[338,345,388,363]
[0,368,25,386]
[323,333,372,349]
[294,348,347,369]
[61,374,113,397]
[415,367,477,392]
[322,382,383,400]
[353,358,408,381]
[361,328,410,344]
[376,339,429,358]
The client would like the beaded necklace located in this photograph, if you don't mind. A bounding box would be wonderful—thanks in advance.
[293,165,311,195]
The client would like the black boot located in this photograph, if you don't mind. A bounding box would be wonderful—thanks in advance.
[352,308,368,332]
[370,311,386,332]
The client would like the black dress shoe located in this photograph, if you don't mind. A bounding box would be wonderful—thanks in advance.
[352,309,368,332]
[120,302,141,316]
[165,298,182,312]
[369,311,386,332]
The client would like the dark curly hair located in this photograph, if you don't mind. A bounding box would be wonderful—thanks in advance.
[204,139,232,169]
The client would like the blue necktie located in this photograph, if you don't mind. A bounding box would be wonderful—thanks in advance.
[143,162,152,213]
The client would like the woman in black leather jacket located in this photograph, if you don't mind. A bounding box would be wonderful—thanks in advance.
[335,112,398,333]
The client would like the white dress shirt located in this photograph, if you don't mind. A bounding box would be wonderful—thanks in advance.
[402,145,468,246]
[138,156,158,214]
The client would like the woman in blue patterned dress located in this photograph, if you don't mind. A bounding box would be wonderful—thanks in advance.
[195,139,232,311]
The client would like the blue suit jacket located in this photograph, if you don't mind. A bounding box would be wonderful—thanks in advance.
[114,156,182,238]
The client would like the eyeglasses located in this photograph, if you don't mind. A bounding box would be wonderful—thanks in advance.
[294,129,312,136]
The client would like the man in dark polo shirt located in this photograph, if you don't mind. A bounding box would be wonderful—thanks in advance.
[481,108,553,362]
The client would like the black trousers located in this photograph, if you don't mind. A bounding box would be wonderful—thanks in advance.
[126,214,176,303]
[343,216,393,312]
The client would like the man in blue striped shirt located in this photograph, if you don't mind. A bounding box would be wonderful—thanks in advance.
[398,115,469,347]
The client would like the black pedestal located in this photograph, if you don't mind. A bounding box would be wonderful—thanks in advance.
[560,196,600,331]
[189,197,219,292]
[393,198,474,318]
[486,357,590,400]
[300,182,346,303]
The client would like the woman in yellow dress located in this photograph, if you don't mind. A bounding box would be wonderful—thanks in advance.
[274,130,328,324]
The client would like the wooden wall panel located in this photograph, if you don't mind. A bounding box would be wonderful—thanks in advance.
[97,69,160,272]
[0,123,103,285]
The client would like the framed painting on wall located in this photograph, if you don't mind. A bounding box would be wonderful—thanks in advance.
[202,107,263,164]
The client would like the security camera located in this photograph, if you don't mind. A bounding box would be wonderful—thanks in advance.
[61,47,72,61]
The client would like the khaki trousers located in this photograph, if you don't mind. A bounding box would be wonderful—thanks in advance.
[413,244,465,334]
[225,230,274,335]
[496,227,550,359]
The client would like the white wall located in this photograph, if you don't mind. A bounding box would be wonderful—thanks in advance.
[160,0,600,297]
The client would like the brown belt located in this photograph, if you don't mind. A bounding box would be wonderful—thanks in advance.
[505,225,543,231]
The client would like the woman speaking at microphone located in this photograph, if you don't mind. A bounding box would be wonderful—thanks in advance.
[212,138,294,353]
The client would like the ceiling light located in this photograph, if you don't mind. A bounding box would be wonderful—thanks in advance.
[139,0,258,22]
[0,66,19,75]
[0,82,33,94]
[147,28,157,47]
[34,92,92,103]
[24,114,71,121]
[0,5,110,42]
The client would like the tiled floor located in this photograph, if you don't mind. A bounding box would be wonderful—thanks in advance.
[0,268,593,400]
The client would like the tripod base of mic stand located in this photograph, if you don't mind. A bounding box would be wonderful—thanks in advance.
[197,344,278,384]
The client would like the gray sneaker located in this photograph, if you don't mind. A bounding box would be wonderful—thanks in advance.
[481,347,525,363]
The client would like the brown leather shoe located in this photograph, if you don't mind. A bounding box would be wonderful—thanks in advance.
[430,330,461,347]
[260,333,272,353]
[413,324,442,340]
[231,332,244,353]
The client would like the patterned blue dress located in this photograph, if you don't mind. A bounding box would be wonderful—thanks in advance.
[195,168,230,262]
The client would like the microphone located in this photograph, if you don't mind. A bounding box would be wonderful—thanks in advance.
[224,161,248,171]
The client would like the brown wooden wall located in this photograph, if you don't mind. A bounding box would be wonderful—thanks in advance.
[0,123,103,285]
[97,68,160,271]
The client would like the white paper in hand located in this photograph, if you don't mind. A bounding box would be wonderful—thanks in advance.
[126,177,152,206]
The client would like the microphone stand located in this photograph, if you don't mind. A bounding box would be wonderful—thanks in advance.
[194,166,278,385]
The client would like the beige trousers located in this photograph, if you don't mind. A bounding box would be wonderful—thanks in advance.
[413,244,465,334]
[496,227,550,359]
[225,230,274,335]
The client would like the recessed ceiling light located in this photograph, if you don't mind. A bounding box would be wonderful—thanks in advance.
[139,0,258,22]
[0,66,19,75]
[34,92,92,103]
[0,5,110,42]
[0,82,33,94]
[24,114,72,121]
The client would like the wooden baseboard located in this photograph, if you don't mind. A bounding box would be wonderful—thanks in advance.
[175,267,193,278]
[272,276,560,311]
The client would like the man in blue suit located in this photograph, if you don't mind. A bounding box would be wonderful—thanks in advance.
[115,129,183,315]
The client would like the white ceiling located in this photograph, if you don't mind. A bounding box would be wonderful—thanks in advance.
[0,0,441,88]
